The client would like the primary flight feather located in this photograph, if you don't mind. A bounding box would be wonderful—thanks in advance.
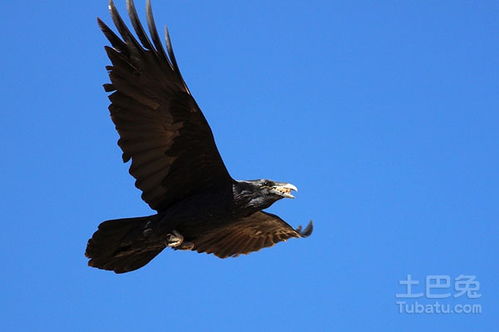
[85,0,313,273]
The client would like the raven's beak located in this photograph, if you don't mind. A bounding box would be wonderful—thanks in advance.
[271,182,298,199]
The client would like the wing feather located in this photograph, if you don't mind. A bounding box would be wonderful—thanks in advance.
[100,0,232,210]
[191,212,313,258]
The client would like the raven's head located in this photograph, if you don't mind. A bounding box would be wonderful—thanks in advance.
[234,179,298,210]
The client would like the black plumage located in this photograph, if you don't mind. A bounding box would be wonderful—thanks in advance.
[85,0,312,273]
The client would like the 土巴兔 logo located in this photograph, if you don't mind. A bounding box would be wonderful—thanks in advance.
[395,274,482,314]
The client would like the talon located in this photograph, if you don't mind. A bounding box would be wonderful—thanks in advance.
[178,242,195,250]
[165,230,184,247]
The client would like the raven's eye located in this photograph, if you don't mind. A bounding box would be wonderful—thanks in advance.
[262,180,272,187]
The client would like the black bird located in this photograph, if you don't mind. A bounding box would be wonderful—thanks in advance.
[85,0,313,273]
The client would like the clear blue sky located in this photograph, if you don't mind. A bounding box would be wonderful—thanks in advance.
[1,0,497,331]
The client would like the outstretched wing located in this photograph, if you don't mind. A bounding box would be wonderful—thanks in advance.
[192,212,313,258]
[100,0,232,211]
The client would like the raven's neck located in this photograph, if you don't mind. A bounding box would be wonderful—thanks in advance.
[232,181,274,214]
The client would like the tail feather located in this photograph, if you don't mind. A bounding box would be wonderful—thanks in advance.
[85,215,165,273]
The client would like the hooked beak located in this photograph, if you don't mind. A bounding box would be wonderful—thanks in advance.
[271,182,298,199]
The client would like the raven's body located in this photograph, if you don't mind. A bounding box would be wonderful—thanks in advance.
[86,0,312,273]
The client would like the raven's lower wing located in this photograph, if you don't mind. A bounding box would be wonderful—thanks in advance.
[100,0,232,211]
[193,211,313,258]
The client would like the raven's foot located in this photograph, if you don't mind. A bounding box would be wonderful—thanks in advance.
[165,230,195,250]
[165,230,184,247]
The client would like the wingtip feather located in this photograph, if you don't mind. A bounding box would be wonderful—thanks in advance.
[297,221,313,237]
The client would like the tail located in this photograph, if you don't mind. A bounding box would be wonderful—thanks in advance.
[85,215,164,273]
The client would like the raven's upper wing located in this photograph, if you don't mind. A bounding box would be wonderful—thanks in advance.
[193,211,313,258]
[100,0,232,211]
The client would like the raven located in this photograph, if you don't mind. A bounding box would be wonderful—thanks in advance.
[85,0,313,273]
